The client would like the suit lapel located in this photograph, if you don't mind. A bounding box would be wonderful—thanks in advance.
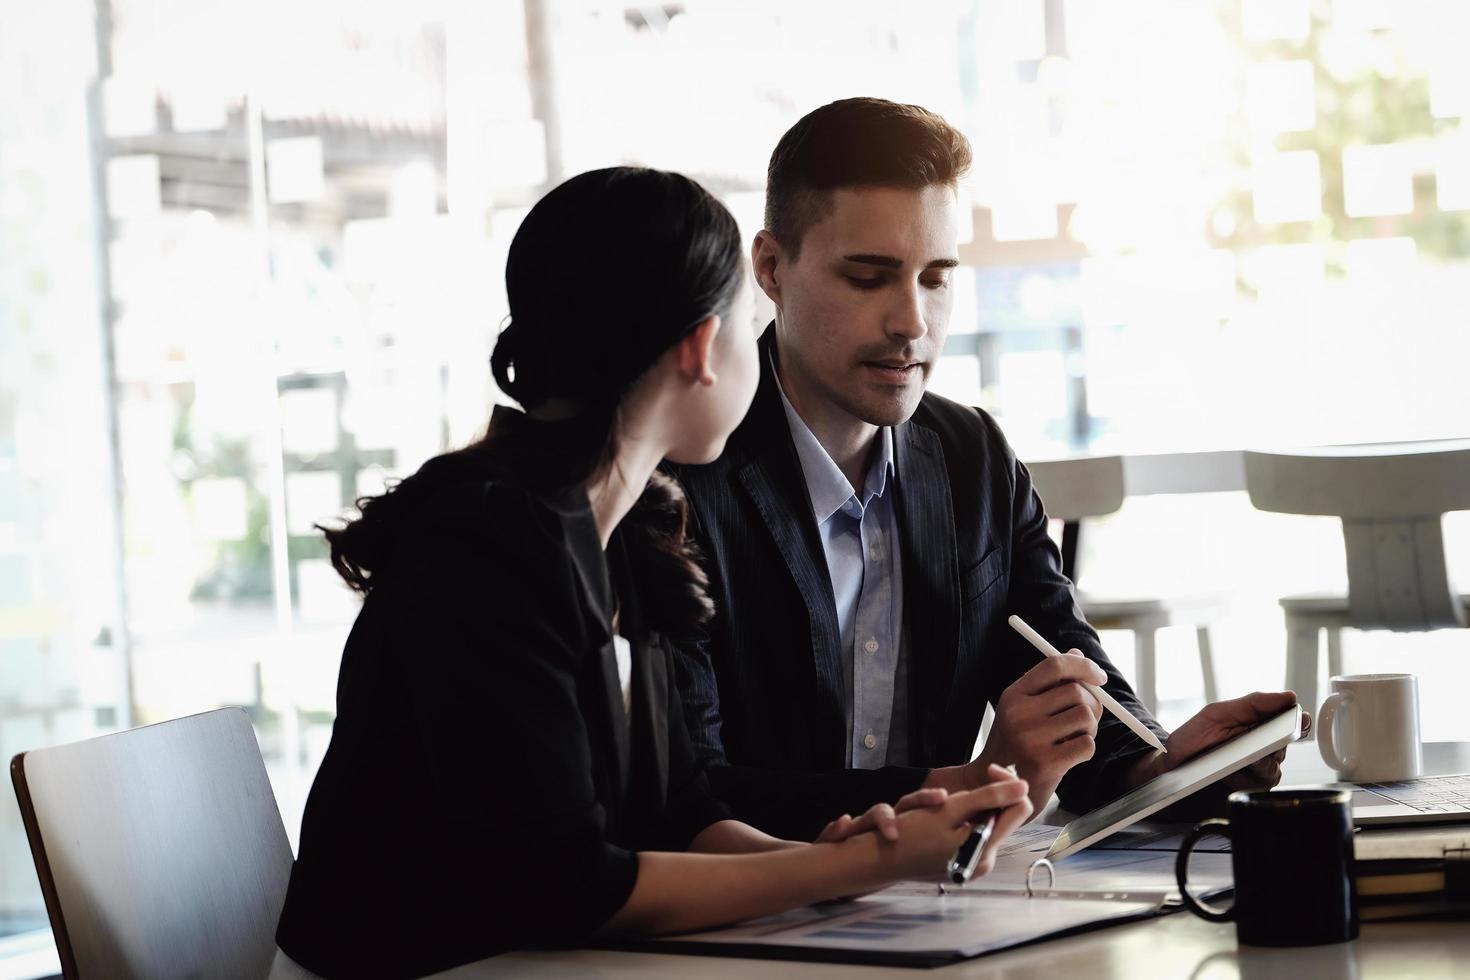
[732,328,847,764]
[893,421,961,765]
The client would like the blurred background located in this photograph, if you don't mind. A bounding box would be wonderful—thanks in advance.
[2,0,1468,966]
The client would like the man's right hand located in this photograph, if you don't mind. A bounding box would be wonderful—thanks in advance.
[924,650,1108,814]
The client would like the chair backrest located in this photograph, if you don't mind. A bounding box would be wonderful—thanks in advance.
[1244,442,1470,630]
[1024,455,1127,521]
[9,707,294,980]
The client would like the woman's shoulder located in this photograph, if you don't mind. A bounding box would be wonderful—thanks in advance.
[402,474,572,571]
[355,448,598,629]
[341,472,596,686]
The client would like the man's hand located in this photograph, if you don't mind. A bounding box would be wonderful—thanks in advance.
[814,787,951,844]
[925,651,1108,814]
[1128,690,1309,792]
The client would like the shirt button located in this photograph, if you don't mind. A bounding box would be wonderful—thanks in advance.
[864,638,879,654]
[869,546,880,561]
[864,733,878,750]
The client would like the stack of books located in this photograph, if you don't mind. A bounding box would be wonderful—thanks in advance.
[1355,825,1469,922]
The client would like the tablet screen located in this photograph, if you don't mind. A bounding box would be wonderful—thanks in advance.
[1048,705,1303,860]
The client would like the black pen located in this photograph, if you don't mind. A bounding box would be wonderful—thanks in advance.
[947,764,1017,885]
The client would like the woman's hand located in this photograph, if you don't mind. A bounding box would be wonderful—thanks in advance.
[886,764,1032,881]
[603,766,1032,938]
[815,787,951,844]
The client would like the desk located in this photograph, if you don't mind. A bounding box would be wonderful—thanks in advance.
[1034,440,1470,499]
[1027,440,1470,581]
[451,742,1470,979]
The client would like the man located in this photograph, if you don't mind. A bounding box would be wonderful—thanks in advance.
[668,98,1300,842]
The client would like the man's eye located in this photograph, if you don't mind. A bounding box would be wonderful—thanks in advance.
[845,276,885,290]
[922,277,950,290]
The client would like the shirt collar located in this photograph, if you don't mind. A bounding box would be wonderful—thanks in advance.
[771,346,895,525]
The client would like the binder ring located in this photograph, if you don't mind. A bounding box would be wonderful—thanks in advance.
[1025,858,1055,897]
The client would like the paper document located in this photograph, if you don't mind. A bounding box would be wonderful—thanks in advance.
[1094,824,1233,852]
[996,822,1063,855]
[949,823,1234,901]
[628,823,1229,967]
[638,888,1161,967]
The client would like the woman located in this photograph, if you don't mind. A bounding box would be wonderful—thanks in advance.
[273,167,1030,978]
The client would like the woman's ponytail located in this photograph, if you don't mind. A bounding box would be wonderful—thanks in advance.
[325,167,743,632]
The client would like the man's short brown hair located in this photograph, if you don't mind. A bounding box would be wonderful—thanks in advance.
[764,97,972,257]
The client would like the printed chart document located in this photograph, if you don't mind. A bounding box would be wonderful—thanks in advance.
[964,822,1235,901]
[629,889,1162,968]
[624,825,1232,967]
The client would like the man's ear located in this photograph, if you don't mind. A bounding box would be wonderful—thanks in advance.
[677,314,721,387]
[751,230,784,308]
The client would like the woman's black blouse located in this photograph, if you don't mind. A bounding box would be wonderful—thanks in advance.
[274,460,729,978]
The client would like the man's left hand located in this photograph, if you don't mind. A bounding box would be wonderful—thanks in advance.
[1129,691,1310,791]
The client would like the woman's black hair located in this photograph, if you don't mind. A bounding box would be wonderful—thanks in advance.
[322,167,744,637]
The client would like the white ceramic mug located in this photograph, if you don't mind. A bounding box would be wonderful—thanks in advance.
[1317,673,1423,782]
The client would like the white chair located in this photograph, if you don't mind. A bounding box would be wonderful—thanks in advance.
[9,707,294,979]
[1027,455,1222,715]
[1244,443,1470,725]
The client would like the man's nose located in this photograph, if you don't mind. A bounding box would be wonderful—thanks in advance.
[886,282,928,342]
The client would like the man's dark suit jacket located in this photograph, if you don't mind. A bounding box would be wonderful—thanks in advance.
[276,409,728,978]
[668,326,1167,841]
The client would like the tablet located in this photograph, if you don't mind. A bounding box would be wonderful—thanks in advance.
[1046,704,1304,860]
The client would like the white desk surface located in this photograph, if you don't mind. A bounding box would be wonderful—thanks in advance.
[1027,439,1470,498]
[444,742,1470,979]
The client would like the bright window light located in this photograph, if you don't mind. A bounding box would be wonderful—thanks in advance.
[926,355,982,406]
[1343,236,1417,282]
[990,199,1059,242]
[285,471,343,537]
[1252,151,1323,224]
[190,477,248,541]
[1436,141,1470,210]
[1079,255,1139,328]
[102,74,156,137]
[279,389,339,457]
[1332,0,1400,33]
[1242,0,1312,43]
[948,266,980,335]
[487,119,548,190]
[1429,58,1470,119]
[106,155,162,220]
[266,136,326,204]
[1342,144,1414,217]
[975,0,1046,65]
[295,557,360,624]
[1242,243,1326,295]
[1245,61,1316,133]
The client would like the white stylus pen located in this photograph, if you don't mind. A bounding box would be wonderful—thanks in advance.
[1007,614,1167,754]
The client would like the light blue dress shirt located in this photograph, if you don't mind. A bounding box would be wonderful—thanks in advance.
[773,358,909,769]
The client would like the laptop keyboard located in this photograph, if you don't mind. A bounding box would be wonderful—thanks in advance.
[1360,773,1470,813]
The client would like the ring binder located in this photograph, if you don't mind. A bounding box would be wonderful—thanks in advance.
[1026,858,1056,897]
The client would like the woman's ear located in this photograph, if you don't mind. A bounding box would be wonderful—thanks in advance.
[751,231,783,307]
[678,314,721,387]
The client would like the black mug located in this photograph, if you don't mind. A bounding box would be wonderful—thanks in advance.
[1175,788,1358,947]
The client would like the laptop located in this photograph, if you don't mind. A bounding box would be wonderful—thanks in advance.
[1348,773,1470,826]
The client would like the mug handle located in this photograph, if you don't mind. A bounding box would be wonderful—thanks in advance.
[1175,818,1234,922]
[1317,691,1355,774]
